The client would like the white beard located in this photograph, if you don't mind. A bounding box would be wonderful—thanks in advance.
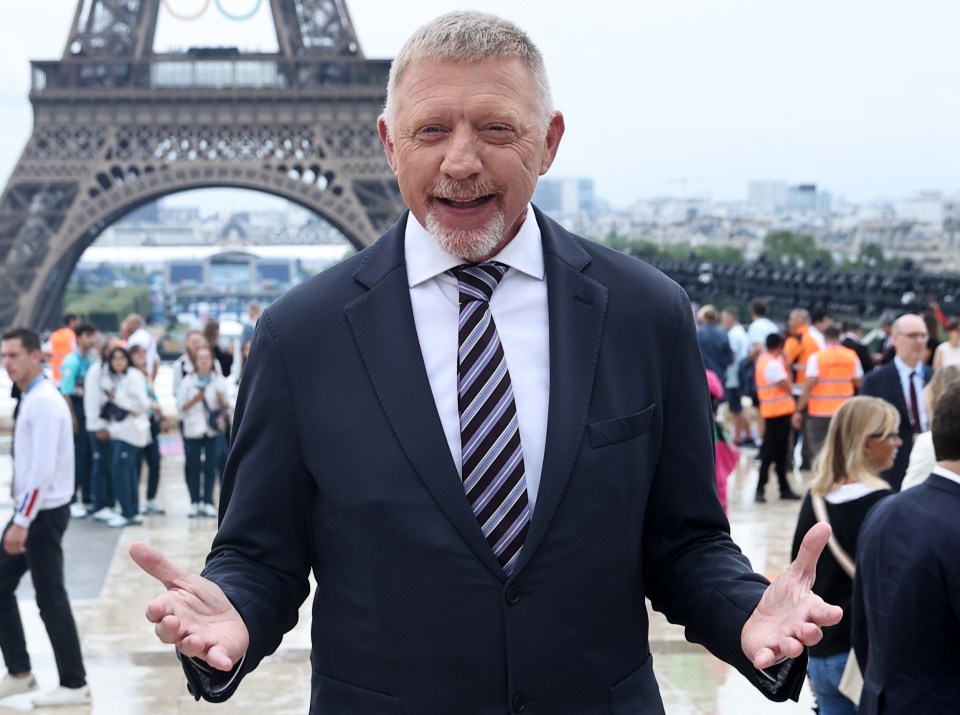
[425,204,506,263]
[423,177,507,263]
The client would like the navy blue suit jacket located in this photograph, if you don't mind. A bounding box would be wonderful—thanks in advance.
[198,209,803,713]
[852,474,960,714]
[859,361,931,490]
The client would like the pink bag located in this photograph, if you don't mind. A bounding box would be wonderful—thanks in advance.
[713,424,739,512]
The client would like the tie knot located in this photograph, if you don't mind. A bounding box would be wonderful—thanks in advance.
[452,262,508,304]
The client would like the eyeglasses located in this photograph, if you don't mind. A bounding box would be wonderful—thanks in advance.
[895,331,928,340]
[868,432,901,443]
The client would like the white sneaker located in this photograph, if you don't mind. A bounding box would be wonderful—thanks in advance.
[69,503,89,519]
[200,503,218,518]
[92,507,116,522]
[32,684,91,707]
[106,513,130,528]
[142,499,166,515]
[188,502,201,518]
[0,673,37,699]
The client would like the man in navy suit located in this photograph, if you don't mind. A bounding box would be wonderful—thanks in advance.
[852,381,960,713]
[860,314,932,490]
[130,12,842,713]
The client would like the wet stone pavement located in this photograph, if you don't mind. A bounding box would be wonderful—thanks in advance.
[0,436,818,714]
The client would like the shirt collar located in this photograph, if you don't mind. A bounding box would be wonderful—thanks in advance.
[933,464,960,485]
[405,205,544,288]
[893,355,923,379]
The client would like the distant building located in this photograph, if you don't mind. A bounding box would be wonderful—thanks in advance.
[895,192,945,229]
[533,178,595,225]
[748,181,788,214]
[785,184,832,215]
[748,181,831,216]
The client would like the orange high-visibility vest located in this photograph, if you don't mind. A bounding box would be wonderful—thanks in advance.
[48,326,75,384]
[784,326,819,387]
[756,353,796,419]
[807,345,858,417]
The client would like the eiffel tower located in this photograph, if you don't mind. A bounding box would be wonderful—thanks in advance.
[0,0,405,329]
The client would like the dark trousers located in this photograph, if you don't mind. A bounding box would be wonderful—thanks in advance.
[757,414,793,496]
[88,433,114,511]
[137,438,161,501]
[111,440,141,519]
[184,436,218,505]
[70,398,91,504]
[0,506,86,687]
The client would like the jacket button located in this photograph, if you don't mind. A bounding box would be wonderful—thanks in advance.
[504,585,520,604]
[511,693,526,712]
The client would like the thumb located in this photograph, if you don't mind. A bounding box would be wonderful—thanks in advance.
[129,540,194,589]
[793,522,831,581]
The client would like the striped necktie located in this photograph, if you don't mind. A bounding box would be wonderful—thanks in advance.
[453,262,530,575]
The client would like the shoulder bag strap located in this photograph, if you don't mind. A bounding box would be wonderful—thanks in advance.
[811,495,856,578]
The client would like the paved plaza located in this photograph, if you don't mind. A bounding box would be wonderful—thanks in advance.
[0,429,819,714]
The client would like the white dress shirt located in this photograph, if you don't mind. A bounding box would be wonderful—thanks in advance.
[893,356,928,432]
[405,205,549,512]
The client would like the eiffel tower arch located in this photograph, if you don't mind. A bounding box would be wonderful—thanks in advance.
[0,0,406,330]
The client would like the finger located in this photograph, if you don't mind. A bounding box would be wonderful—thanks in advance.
[205,644,237,672]
[129,540,194,589]
[154,615,183,645]
[807,601,843,628]
[792,522,831,581]
[795,622,823,647]
[751,646,777,670]
[178,633,209,660]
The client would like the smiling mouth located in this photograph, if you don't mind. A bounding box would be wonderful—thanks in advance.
[436,195,494,209]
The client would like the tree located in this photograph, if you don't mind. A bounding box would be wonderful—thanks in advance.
[762,231,833,269]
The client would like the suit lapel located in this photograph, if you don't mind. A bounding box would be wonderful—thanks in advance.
[514,209,608,575]
[345,219,505,578]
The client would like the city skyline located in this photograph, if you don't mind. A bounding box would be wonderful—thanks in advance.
[1,0,958,210]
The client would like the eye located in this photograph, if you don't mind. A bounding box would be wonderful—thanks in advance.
[415,125,447,141]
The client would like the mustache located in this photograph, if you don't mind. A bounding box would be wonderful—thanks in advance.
[427,178,503,201]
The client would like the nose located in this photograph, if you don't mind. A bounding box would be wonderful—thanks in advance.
[440,127,481,180]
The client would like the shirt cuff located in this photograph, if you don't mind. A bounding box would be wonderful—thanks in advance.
[177,649,246,702]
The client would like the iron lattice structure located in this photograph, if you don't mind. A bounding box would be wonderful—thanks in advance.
[0,0,406,329]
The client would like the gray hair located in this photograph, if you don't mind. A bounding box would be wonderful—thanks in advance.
[382,11,554,134]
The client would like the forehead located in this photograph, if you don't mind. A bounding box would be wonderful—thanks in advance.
[394,57,537,117]
[0,339,25,353]
[896,316,925,333]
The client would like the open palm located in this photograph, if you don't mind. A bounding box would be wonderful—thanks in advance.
[130,540,250,671]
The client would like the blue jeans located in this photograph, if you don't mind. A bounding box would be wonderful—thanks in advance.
[808,652,857,715]
[111,439,141,519]
[88,432,114,511]
[137,438,161,501]
[184,436,218,505]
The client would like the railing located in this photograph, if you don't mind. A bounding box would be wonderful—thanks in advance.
[31,57,391,94]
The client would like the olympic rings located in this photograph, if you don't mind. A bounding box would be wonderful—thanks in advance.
[161,0,211,22]
[214,0,263,22]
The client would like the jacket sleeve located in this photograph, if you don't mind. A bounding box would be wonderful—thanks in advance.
[186,313,314,702]
[13,397,68,528]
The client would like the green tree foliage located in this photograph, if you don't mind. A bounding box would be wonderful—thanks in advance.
[599,235,743,263]
[762,231,833,269]
[62,285,151,331]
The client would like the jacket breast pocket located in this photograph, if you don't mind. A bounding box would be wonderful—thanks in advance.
[587,404,656,449]
[312,672,403,714]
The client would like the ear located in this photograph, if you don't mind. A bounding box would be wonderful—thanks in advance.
[378,116,399,175]
[538,111,566,176]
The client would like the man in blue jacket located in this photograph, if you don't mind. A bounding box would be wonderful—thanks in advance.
[131,11,841,713]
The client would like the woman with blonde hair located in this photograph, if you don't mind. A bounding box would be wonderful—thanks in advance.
[791,396,898,714]
[902,364,960,490]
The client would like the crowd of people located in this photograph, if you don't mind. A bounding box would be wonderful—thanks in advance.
[26,308,260,528]
[697,298,960,714]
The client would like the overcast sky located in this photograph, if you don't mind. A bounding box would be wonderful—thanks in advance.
[1,0,958,210]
